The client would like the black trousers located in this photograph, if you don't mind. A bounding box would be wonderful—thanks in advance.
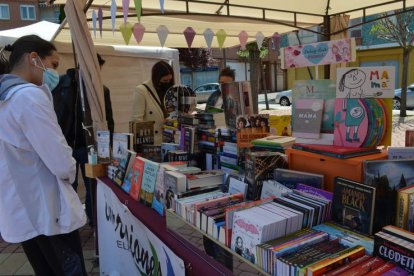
[21,229,87,276]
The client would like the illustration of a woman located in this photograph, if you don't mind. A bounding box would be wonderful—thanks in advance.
[338,69,367,98]
[235,236,243,255]
[343,98,365,142]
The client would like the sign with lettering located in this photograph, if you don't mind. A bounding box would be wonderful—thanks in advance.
[97,181,185,276]
[336,66,395,98]
[281,38,356,69]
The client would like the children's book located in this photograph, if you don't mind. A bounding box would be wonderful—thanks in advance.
[139,159,160,206]
[96,130,110,162]
[387,146,414,160]
[292,98,324,139]
[128,157,146,200]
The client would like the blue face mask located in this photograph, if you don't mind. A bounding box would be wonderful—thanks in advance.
[36,57,60,91]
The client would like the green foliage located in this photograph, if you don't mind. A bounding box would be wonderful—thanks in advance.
[236,47,268,59]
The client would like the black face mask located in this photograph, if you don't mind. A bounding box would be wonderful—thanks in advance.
[158,82,173,93]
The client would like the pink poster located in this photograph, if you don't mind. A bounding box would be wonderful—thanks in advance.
[281,38,356,69]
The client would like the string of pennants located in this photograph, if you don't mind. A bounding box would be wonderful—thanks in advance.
[90,0,281,49]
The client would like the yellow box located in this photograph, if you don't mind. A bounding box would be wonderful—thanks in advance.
[286,148,388,192]
[85,163,107,178]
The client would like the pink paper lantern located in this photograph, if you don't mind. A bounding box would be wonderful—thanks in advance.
[133,23,145,44]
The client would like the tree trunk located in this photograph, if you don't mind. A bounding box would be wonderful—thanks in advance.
[400,48,411,117]
[249,48,261,114]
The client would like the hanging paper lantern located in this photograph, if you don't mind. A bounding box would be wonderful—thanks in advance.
[238,30,248,50]
[157,25,169,47]
[203,28,214,49]
[256,31,265,49]
[160,0,165,14]
[216,29,227,49]
[92,10,97,38]
[183,27,196,49]
[111,0,117,35]
[120,22,133,45]
[122,0,130,24]
[272,32,281,49]
[132,23,145,44]
[134,0,142,22]
[98,7,103,38]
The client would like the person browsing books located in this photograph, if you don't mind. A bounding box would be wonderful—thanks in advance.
[132,60,174,145]
[0,35,87,275]
[205,67,235,110]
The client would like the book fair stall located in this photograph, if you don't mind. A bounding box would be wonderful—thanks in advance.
[38,0,414,275]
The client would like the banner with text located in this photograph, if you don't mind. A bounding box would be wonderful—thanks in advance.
[281,38,356,69]
[97,182,185,276]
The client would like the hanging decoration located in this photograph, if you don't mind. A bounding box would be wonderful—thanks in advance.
[134,0,142,22]
[203,28,214,49]
[92,10,97,38]
[216,29,227,49]
[98,7,103,38]
[132,23,145,44]
[122,0,130,24]
[183,27,196,49]
[157,25,169,47]
[120,22,133,44]
[160,0,165,13]
[271,32,281,49]
[111,0,117,35]
[238,30,248,50]
[256,31,265,49]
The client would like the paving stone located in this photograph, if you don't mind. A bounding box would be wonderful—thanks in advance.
[0,253,11,265]
[14,261,34,276]
[0,253,27,276]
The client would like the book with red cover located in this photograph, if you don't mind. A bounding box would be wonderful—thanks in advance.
[129,157,146,200]
[292,143,381,159]
[340,257,385,276]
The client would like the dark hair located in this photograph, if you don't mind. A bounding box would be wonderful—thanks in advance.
[219,67,235,81]
[0,35,56,73]
[151,60,174,89]
[237,117,247,127]
[97,53,105,66]
[338,68,361,92]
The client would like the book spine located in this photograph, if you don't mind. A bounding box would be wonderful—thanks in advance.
[396,191,409,229]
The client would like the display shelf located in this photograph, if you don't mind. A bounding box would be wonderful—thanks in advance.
[166,209,270,276]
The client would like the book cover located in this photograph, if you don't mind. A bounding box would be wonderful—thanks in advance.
[96,130,110,161]
[388,147,414,160]
[129,157,146,200]
[332,177,376,235]
[228,177,248,198]
[112,133,133,165]
[292,143,381,159]
[113,150,135,186]
[221,82,243,129]
[324,255,371,276]
[129,120,155,152]
[152,166,166,216]
[260,180,292,199]
[139,160,160,206]
[365,262,396,275]
[163,170,187,210]
[292,79,336,133]
[274,168,324,190]
[292,98,324,139]
[363,159,414,233]
[185,170,224,190]
[161,143,180,162]
[396,185,414,230]
[340,257,385,276]
[269,115,292,136]
[137,145,162,163]
[251,135,296,148]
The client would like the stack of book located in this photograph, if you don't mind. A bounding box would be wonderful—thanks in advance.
[250,135,296,152]
[162,118,179,143]
[292,143,381,159]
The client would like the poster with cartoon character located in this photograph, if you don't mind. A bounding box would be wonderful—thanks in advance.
[281,38,356,69]
[336,67,395,98]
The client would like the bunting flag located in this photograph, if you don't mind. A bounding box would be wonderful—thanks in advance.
[216,29,227,49]
[183,27,196,48]
[203,28,214,49]
[132,23,145,44]
[157,25,169,47]
[160,0,165,14]
[238,30,248,50]
[272,32,281,49]
[120,22,133,44]
[256,31,265,49]
[134,0,142,22]
[122,0,130,24]
[92,10,97,38]
[111,0,117,35]
[98,7,103,38]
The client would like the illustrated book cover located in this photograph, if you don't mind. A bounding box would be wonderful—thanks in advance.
[292,98,324,139]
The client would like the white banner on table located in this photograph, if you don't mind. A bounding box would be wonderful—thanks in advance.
[336,66,395,98]
[97,181,185,276]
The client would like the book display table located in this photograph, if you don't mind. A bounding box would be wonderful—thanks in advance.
[286,149,388,192]
[96,177,234,276]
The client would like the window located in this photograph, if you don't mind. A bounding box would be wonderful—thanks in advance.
[0,4,10,20]
[20,5,36,20]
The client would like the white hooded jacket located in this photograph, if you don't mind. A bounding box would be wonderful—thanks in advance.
[0,74,86,243]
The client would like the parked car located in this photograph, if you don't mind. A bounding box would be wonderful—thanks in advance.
[274,89,292,106]
[394,84,414,110]
[193,83,219,103]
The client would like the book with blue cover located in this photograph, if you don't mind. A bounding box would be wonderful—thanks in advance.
[139,159,160,206]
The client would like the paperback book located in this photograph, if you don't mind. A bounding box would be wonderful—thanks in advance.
[292,98,324,139]
[139,159,160,206]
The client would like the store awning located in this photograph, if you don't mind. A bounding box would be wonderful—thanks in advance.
[52,0,414,48]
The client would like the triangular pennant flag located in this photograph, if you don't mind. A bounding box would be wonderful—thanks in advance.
[256,31,265,49]
[157,25,169,47]
[238,30,248,50]
[134,0,142,22]
[183,27,196,49]
[122,0,130,24]
[203,28,214,49]
[111,0,117,35]
[92,10,97,38]
[160,0,165,14]
[271,32,281,49]
[98,7,103,38]
[216,29,227,49]
[132,23,145,44]
[120,22,133,44]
